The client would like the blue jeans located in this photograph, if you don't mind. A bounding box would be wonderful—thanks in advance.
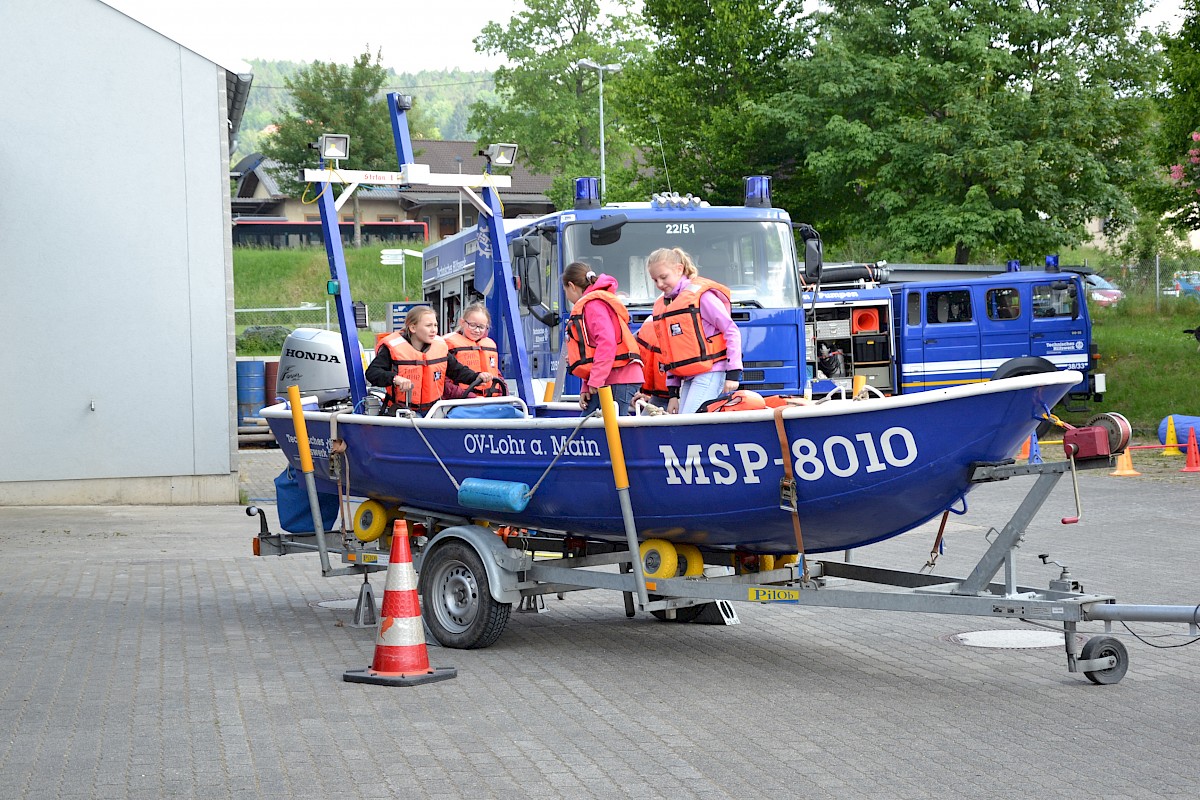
[583,383,641,417]
[679,370,727,413]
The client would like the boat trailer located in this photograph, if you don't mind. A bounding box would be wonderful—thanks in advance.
[250,449,1199,685]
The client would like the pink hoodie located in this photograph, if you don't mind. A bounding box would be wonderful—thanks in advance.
[581,274,644,390]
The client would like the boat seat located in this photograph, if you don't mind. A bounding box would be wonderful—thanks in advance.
[426,396,530,419]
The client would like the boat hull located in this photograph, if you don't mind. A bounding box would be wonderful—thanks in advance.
[262,372,1078,554]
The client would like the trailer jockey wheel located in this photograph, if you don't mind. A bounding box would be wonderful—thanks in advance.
[1080,635,1129,685]
[639,539,678,579]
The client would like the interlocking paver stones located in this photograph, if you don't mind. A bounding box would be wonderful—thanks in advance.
[1,467,1199,799]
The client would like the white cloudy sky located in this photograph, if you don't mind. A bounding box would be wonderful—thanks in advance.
[102,0,1187,74]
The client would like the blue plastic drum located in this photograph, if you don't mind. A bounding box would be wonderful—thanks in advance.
[236,360,266,425]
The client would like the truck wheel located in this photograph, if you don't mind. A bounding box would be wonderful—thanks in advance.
[418,540,511,649]
[991,357,1058,438]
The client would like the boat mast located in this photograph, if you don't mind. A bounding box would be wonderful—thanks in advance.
[302,94,536,410]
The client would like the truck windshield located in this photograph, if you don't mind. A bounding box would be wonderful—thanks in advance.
[561,220,801,308]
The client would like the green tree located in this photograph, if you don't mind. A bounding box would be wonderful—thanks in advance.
[618,0,811,207]
[468,0,648,207]
[260,49,434,245]
[1151,0,1200,234]
[762,0,1161,264]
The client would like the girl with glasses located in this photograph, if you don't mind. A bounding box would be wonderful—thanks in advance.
[443,302,505,398]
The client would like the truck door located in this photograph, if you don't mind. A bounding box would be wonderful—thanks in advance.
[1030,278,1090,385]
[979,285,1028,375]
[912,287,982,390]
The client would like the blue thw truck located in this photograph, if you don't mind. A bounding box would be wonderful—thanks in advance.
[420,177,1104,413]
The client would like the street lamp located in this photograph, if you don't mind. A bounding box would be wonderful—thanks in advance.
[574,58,621,202]
[455,155,463,231]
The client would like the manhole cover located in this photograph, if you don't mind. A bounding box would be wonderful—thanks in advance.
[313,598,378,611]
[941,629,1078,649]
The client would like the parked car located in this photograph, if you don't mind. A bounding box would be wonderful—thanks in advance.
[1084,273,1123,307]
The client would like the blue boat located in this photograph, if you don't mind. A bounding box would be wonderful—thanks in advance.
[261,370,1077,555]
[261,93,1081,558]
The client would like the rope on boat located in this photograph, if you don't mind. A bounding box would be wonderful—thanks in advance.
[919,510,951,573]
[772,406,811,584]
[409,409,598,510]
[521,410,598,500]
[328,411,352,541]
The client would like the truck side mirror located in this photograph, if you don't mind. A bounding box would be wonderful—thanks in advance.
[804,237,823,283]
[794,222,823,282]
[590,213,628,246]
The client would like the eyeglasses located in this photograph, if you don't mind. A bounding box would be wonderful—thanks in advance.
[464,321,488,332]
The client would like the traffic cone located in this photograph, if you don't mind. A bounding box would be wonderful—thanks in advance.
[1018,435,1031,461]
[344,521,456,686]
[1110,449,1140,477]
[1163,415,1184,456]
[1182,428,1200,474]
[1028,432,1043,465]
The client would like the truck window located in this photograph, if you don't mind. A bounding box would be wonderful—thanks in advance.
[987,288,1021,320]
[927,290,972,324]
[906,292,920,325]
[562,220,800,308]
[1032,284,1074,318]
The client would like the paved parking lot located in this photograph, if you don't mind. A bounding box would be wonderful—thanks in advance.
[2,452,1199,799]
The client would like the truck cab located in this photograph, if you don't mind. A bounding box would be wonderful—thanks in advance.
[890,271,1103,403]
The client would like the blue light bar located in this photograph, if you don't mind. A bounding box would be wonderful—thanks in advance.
[1006,259,1021,272]
[744,176,771,208]
[575,177,600,210]
[1045,254,1059,272]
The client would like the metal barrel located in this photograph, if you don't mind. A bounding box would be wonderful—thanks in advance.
[263,360,280,406]
[236,360,266,424]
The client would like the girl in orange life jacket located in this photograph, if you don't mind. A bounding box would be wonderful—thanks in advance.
[561,261,644,416]
[365,305,494,415]
[646,247,743,414]
[442,302,504,398]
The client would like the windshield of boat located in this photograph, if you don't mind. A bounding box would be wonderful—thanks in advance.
[561,219,801,308]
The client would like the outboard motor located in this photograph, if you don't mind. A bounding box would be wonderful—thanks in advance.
[276,328,364,408]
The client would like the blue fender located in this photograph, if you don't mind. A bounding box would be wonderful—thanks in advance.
[414,525,531,604]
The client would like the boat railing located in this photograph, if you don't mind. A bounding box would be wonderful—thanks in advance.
[426,396,531,419]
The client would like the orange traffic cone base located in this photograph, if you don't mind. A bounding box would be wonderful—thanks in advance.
[1109,450,1140,477]
[1182,428,1200,473]
[343,664,457,686]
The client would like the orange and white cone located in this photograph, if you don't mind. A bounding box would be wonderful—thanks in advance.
[1109,449,1140,477]
[1182,427,1200,474]
[344,521,456,686]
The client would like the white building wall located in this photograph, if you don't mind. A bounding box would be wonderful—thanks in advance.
[0,0,237,502]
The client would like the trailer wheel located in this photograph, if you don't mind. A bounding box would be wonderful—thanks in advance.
[991,357,1058,438]
[1080,635,1129,685]
[675,544,705,577]
[418,541,511,649]
[639,539,678,579]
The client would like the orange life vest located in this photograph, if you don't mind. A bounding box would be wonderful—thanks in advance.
[702,390,767,413]
[565,290,641,381]
[443,331,503,397]
[651,277,732,378]
[634,322,670,399]
[382,333,449,414]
